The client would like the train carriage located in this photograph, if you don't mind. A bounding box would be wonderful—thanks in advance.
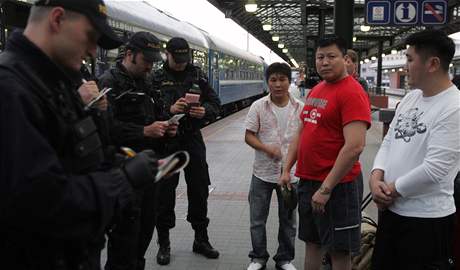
[0,0,268,116]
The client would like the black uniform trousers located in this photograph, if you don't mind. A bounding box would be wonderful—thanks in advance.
[158,131,211,237]
[106,174,179,270]
[104,184,161,270]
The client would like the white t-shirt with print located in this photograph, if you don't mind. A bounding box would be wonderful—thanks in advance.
[373,85,460,218]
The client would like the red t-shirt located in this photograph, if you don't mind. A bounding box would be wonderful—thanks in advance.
[295,75,371,183]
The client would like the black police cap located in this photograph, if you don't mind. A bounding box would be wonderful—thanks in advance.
[166,37,190,64]
[127,32,162,63]
[34,0,122,50]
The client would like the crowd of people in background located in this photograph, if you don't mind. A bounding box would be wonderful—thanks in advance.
[0,0,459,270]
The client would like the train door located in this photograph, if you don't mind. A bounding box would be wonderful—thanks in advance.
[209,50,220,95]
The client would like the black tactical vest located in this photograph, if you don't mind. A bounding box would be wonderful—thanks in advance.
[0,52,104,174]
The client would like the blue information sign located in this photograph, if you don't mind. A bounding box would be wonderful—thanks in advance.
[365,0,448,26]
[394,1,418,25]
[421,0,447,24]
[367,1,391,25]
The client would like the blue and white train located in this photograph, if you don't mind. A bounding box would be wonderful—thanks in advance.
[104,0,268,114]
[0,0,268,115]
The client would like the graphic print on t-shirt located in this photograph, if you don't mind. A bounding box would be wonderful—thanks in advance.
[303,97,328,124]
[394,108,427,142]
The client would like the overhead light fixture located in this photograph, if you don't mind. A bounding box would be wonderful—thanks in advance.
[391,69,396,72]
[282,48,288,53]
[391,49,397,55]
[245,0,258,12]
[262,19,272,31]
[406,44,410,49]
[278,43,284,49]
[450,63,454,67]
[399,68,403,72]
[272,35,280,42]
[364,58,370,63]
[371,56,377,61]
[384,69,388,73]
[360,25,371,32]
[360,60,364,65]
[290,58,299,68]
[353,36,357,42]
[381,53,386,57]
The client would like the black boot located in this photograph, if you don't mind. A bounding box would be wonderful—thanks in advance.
[156,245,170,265]
[136,258,145,270]
[156,230,171,265]
[192,230,219,259]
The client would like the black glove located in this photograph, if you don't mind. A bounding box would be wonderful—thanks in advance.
[280,184,298,220]
[122,150,158,188]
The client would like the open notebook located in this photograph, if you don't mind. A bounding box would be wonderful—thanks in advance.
[120,147,190,183]
[155,151,190,182]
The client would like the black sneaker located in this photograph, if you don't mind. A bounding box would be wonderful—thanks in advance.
[156,245,171,265]
[192,240,219,259]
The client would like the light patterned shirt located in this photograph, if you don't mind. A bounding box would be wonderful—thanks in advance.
[245,94,304,183]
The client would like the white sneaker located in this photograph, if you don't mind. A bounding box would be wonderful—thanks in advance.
[247,262,266,270]
[276,262,297,270]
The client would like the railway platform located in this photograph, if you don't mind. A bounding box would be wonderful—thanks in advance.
[100,87,402,270]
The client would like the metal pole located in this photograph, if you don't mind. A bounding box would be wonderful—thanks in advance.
[377,41,383,95]
[0,5,6,52]
[315,8,326,69]
[301,0,308,66]
[334,0,354,49]
[318,8,325,40]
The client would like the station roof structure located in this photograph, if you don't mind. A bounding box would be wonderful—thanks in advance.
[207,0,460,67]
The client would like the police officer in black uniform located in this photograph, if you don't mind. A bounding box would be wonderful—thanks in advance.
[98,31,177,270]
[0,1,160,269]
[152,37,221,262]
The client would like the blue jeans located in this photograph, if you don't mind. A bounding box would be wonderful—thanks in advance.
[248,175,296,264]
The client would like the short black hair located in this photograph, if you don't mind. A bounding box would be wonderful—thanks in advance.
[317,35,347,56]
[405,29,455,72]
[265,62,292,83]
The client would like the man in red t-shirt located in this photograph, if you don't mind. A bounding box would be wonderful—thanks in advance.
[280,36,371,270]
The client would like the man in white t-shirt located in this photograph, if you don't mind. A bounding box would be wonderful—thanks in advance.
[245,62,303,270]
[370,29,460,270]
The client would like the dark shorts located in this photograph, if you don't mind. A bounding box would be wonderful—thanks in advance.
[371,210,455,270]
[297,174,363,254]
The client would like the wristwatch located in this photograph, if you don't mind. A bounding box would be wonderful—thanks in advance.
[318,185,331,195]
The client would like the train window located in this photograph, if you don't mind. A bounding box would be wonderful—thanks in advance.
[192,50,208,75]
[212,53,218,66]
[218,57,225,70]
